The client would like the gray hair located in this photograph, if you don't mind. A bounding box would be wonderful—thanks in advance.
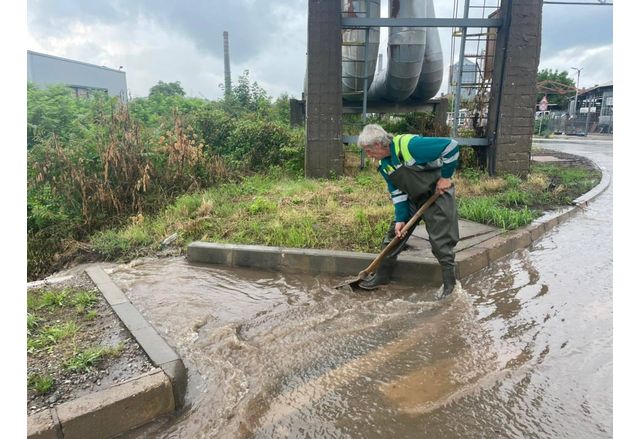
[357,124,392,148]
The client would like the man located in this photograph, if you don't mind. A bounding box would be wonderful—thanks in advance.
[357,123,460,298]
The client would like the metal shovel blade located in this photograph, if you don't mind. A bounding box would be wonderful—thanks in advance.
[334,271,375,291]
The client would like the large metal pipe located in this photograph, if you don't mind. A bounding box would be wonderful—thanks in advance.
[341,0,444,105]
[367,0,427,102]
[409,0,443,101]
[342,0,381,101]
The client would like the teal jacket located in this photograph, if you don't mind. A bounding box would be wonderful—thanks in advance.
[377,135,459,222]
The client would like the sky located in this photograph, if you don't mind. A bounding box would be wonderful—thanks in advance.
[25,0,614,100]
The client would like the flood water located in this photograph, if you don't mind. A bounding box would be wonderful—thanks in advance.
[112,140,612,438]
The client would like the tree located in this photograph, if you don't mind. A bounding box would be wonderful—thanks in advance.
[149,81,186,98]
[222,70,271,116]
[536,69,576,111]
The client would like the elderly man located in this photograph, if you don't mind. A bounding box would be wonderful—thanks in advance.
[357,123,460,298]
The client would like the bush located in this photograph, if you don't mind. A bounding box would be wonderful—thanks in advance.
[225,116,304,174]
[191,106,237,154]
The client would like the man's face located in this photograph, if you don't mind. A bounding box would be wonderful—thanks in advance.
[363,142,389,160]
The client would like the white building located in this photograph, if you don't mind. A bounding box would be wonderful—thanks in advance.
[448,58,479,101]
[27,50,128,102]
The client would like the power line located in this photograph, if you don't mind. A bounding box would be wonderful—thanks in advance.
[543,1,612,5]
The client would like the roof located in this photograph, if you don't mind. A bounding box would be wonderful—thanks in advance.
[27,50,126,74]
[590,80,613,89]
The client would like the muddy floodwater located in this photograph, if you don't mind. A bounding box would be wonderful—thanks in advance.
[113,140,612,438]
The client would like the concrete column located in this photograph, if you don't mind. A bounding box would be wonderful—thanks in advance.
[306,0,344,178]
[486,0,543,177]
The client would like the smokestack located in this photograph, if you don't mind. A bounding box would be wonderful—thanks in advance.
[223,31,231,99]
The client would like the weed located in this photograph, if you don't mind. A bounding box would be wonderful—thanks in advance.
[72,291,98,313]
[27,312,40,335]
[39,289,70,309]
[28,321,78,352]
[248,197,277,215]
[86,310,98,320]
[28,374,55,395]
[63,344,124,373]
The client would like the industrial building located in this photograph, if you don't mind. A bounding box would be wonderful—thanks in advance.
[27,50,128,102]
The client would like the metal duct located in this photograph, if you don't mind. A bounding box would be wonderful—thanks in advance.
[368,0,428,102]
[409,0,443,101]
[341,0,381,102]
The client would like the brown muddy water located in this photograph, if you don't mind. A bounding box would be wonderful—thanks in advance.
[113,142,612,438]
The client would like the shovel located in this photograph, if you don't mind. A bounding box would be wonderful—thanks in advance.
[335,191,441,290]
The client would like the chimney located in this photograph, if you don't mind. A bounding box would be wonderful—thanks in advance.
[223,31,232,99]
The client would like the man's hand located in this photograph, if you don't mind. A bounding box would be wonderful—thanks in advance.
[436,177,452,194]
[395,222,406,238]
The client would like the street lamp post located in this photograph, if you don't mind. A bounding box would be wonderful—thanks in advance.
[571,67,583,116]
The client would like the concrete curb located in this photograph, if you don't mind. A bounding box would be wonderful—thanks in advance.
[28,267,188,439]
[188,154,610,285]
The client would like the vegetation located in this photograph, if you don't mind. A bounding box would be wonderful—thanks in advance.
[27,71,300,280]
[537,68,577,111]
[63,344,124,373]
[87,160,599,260]
[28,71,600,280]
[27,285,120,395]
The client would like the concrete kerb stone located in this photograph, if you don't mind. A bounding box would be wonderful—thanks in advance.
[56,369,174,439]
[27,408,61,439]
[28,369,174,439]
[26,266,189,439]
[456,247,490,279]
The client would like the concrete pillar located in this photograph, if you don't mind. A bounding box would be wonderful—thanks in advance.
[486,0,543,177]
[306,0,344,178]
[289,98,305,127]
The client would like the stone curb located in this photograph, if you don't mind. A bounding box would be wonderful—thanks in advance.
[28,267,188,439]
[188,154,610,285]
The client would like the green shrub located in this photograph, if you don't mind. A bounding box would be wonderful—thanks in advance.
[225,117,304,173]
[192,107,237,154]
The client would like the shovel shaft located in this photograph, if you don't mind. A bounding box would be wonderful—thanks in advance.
[359,191,441,276]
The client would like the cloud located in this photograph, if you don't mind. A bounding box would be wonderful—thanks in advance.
[539,44,613,87]
[27,0,612,99]
[28,0,307,63]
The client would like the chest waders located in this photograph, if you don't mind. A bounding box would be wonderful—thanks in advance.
[359,151,460,296]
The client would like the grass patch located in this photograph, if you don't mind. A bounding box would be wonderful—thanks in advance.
[37,289,70,310]
[27,312,40,335]
[28,321,78,352]
[28,374,55,395]
[458,197,536,229]
[72,291,99,313]
[84,160,600,258]
[63,344,124,373]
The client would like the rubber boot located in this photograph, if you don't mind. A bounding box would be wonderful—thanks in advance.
[358,258,396,290]
[437,267,457,299]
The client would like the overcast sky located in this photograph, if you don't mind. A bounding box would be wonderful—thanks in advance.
[26,0,613,100]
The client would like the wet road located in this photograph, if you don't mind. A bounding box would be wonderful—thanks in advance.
[112,138,612,438]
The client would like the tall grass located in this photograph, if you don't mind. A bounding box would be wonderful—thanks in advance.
[458,197,536,229]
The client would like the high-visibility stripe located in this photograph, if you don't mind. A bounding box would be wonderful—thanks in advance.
[392,194,408,204]
[443,152,459,164]
[442,139,458,156]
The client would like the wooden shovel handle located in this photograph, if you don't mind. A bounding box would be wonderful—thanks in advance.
[358,190,442,278]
